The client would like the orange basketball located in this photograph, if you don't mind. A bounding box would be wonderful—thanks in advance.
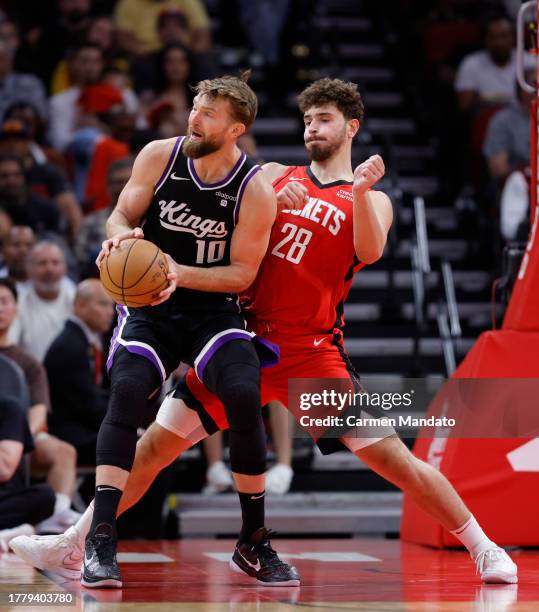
[100,238,169,307]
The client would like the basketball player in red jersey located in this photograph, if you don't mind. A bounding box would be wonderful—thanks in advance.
[11,79,517,585]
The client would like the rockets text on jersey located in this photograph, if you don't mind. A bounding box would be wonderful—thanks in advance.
[242,165,365,334]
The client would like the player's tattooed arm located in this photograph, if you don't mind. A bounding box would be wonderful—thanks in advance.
[96,139,176,266]
[171,170,277,293]
[352,155,393,264]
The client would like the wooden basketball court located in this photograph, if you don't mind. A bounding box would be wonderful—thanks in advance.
[1,538,538,610]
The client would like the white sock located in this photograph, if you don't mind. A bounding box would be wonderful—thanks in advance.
[54,493,71,514]
[72,501,94,542]
[450,515,496,558]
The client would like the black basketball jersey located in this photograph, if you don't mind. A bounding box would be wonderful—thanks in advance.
[142,136,261,312]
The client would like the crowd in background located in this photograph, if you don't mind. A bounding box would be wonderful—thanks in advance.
[0,0,536,543]
[393,0,536,250]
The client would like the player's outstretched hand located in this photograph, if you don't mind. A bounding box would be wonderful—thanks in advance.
[353,155,385,196]
[95,227,144,268]
[276,181,309,212]
[151,253,178,306]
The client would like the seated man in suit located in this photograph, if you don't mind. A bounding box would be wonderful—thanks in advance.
[46,279,115,465]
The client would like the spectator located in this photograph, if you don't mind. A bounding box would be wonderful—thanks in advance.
[50,14,125,95]
[87,15,116,58]
[143,44,193,138]
[87,15,133,80]
[131,8,215,94]
[455,15,536,113]
[0,18,19,61]
[156,6,193,49]
[202,432,233,494]
[0,39,47,122]
[29,0,93,92]
[0,395,55,546]
[114,0,211,55]
[0,208,12,247]
[266,400,294,494]
[67,82,126,203]
[202,401,294,495]
[80,88,135,213]
[4,102,67,172]
[146,101,181,139]
[76,157,133,273]
[50,18,140,120]
[48,43,105,152]
[0,225,35,291]
[483,69,536,182]
[0,119,82,240]
[238,0,290,68]
[500,167,530,242]
[103,67,141,120]
[8,241,75,361]
[46,279,114,465]
[0,278,79,535]
[0,155,60,234]
[0,18,26,74]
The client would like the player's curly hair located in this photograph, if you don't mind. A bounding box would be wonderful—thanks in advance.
[298,78,364,124]
[193,71,257,129]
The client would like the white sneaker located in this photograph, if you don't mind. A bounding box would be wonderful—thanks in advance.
[202,461,233,495]
[474,547,518,584]
[9,525,83,580]
[36,509,82,534]
[0,524,35,552]
[265,464,293,495]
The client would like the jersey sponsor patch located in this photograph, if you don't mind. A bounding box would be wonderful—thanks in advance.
[336,189,354,201]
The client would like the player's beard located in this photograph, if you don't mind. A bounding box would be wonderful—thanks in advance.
[183,132,224,159]
[306,128,346,162]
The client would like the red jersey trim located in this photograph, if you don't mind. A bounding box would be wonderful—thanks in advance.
[272,166,298,190]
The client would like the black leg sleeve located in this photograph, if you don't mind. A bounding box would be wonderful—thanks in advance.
[96,348,161,471]
[203,340,266,476]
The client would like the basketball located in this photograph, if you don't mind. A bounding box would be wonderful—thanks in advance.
[99,238,169,307]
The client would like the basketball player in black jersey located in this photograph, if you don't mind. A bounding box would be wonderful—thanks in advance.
[84,75,299,588]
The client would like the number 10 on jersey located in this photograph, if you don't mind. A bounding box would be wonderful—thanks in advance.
[196,240,226,264]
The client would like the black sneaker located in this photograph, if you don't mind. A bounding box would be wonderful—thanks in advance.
[230,527,300,586]
[81,523,122,588]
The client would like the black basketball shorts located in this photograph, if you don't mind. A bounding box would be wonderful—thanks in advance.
[106,304,279,383]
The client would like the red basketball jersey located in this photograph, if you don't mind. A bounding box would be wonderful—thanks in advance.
[242,165,365,335]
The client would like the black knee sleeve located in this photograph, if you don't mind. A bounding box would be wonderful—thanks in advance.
[96,349,161,471]
[203,340,265,476]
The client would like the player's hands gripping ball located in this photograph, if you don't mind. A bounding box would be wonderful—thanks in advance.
[150,253,178,306]
[99,236,177,307]
[95,226,145,268]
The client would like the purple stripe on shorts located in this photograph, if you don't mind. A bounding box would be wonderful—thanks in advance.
[234,165,261,224]
[154,136,183,191]
[106,304,127,372]
[123,344,165,382]
[195,330,252,381]
[252,336,280,368]
[189,151,246,189]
